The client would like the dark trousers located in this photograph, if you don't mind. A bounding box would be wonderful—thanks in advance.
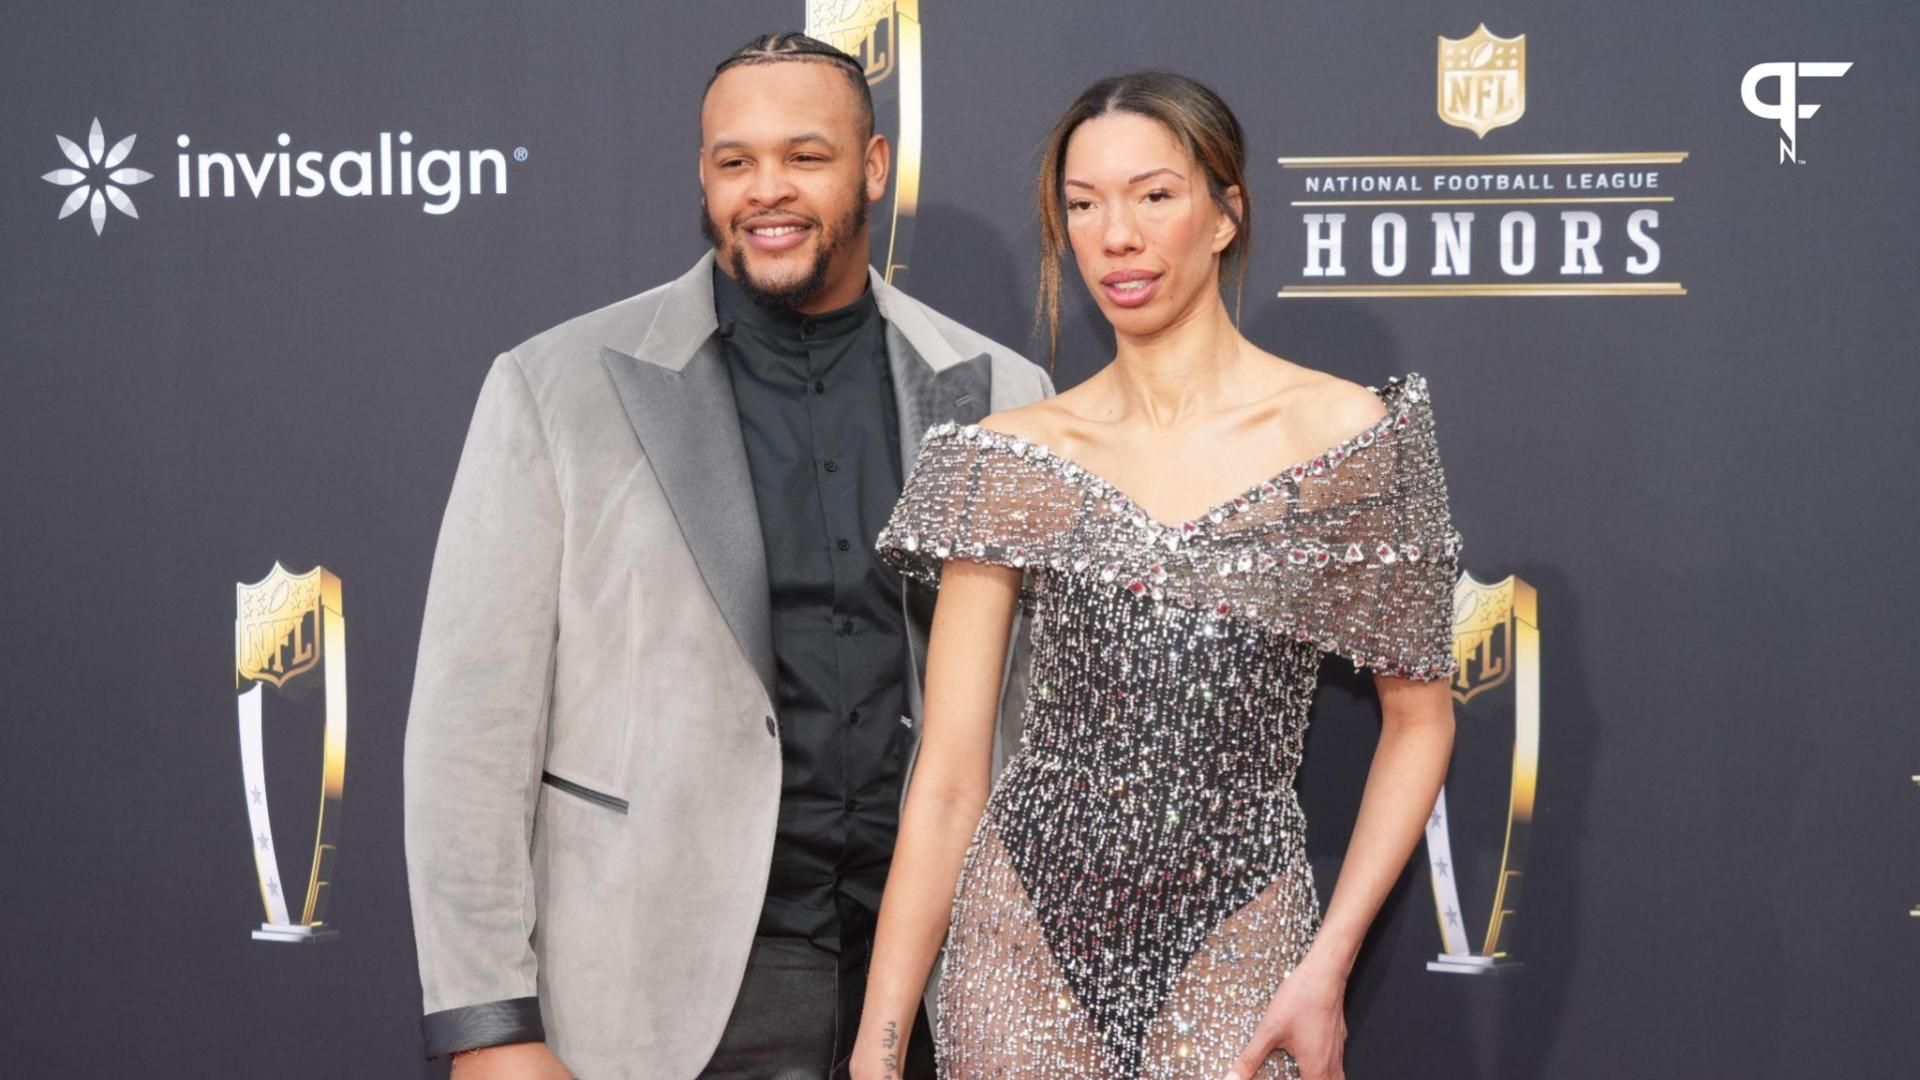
[695,934,937,1080]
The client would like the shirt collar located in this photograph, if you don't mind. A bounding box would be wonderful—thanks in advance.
[711,260,879,343]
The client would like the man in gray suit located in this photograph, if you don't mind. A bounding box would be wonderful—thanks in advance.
[404,32,1054,1080]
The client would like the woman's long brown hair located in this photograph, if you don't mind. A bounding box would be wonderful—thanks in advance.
[1034,70,1252,369]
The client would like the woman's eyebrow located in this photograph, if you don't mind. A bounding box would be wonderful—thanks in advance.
[1062,167,1186,189]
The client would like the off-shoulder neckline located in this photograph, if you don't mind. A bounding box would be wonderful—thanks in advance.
[926,372,1430,535]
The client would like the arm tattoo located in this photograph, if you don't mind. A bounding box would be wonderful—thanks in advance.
[881,1020,900,1079]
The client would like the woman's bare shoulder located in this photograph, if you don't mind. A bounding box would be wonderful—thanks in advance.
[977,393,1081,447]
[1307,372,1390,434]
[1254,352,1389,442]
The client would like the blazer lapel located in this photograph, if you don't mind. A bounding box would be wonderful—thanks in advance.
[600,257,777,702]
[872,271,997,722]
[593,256,998,710]
[873,266,993,453]
[884,322,993,457]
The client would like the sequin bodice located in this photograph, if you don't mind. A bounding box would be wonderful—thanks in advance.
[876,372,1463,1079]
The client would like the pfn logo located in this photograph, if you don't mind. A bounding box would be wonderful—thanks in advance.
[1741,62,1853,164]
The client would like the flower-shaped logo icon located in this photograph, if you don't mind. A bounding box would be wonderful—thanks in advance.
[42,118,153,236]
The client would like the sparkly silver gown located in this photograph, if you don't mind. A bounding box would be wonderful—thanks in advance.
[875,373,1463,1080]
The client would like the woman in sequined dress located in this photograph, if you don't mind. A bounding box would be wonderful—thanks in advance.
[849,71,1463,1080]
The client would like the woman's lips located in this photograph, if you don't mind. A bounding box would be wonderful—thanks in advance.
[1101,272,1162,308]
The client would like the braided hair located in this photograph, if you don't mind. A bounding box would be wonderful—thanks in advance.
[707,32,875,139]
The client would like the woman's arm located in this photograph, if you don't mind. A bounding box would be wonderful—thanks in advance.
[1229,674,1456,1080]
[1310,674,1456,976]
[850,559,1022,1080]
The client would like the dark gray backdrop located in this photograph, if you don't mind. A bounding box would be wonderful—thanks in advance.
[3,1,1915,1077]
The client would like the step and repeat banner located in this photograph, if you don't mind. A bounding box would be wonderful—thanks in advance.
[3,2,1914,1077]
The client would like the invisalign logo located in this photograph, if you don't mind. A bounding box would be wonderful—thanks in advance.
[40,119,527,234]
[41,118,153,236]
[175,131,524,214]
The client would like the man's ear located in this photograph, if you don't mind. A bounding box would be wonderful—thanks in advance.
[865,133,892,204]
[1212,184,1243,254]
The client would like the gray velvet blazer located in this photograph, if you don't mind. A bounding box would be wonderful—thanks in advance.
[403,251,1055,1078]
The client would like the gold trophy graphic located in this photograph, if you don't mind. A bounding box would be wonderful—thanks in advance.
[1424,572,1538,973]
[807,0,921,284]
[235,563,347,944]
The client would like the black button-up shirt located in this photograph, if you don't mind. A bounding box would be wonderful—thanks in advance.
[713,264,914,954]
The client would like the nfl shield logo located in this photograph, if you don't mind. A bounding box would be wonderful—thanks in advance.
[1451,571,1516,704]
[1438,24,1526,137]
[808,0,898,84]
[236,562,329,690]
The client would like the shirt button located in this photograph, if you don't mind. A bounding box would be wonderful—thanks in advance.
[836,538,850,551]
[823,459,839,473]
[764,714,777,738]
[814,380,826,394]
[801,321,816,338]
[839,619,855,636]
[848,709,861,725]
[845,797,861,812]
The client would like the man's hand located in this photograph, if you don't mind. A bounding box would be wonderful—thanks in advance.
[449,1041,572,1080]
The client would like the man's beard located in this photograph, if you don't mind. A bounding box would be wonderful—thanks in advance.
[701,190,870,312]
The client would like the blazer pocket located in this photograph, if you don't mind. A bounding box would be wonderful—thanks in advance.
[540,770,631,814]
[535,569,639,806]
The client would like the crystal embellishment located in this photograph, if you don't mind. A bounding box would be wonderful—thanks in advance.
[873,372,1464,1078]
